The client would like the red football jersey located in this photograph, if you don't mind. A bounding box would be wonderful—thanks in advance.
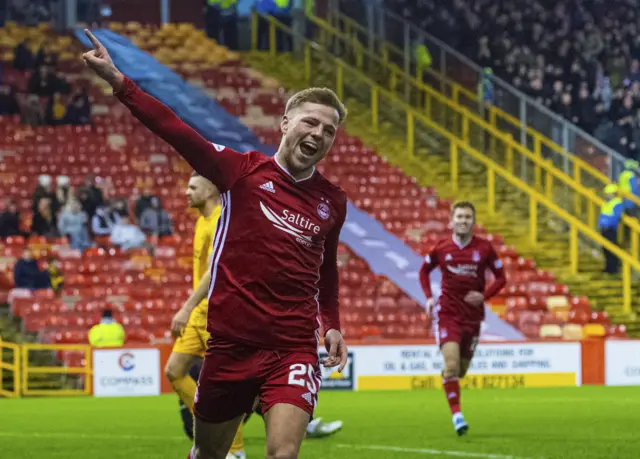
[117,78,345,352]
[419,236,506,324]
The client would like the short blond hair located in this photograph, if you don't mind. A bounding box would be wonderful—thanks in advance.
[285,87,348,125]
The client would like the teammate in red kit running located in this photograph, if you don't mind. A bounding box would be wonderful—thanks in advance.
[419,201,506,436]
[82,30,348,459]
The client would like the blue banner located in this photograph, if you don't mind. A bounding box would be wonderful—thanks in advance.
[74,29,272,155]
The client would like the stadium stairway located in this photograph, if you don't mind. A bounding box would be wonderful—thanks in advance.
[240,45,640,335]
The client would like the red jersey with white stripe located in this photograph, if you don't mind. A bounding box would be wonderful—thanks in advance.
[116,78,345,352]
[419,236,506,324]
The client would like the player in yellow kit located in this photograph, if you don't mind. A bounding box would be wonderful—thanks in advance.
[167,172,245,459]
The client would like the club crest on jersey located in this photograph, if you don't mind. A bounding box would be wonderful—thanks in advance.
[472,250,480,262]
[445,254,453,262]
[317,202,330,220]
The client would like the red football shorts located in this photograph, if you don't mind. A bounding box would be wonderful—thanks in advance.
[433,312,481,361]
[193,336,322,424]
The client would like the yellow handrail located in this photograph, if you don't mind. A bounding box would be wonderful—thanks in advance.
[323,11,640,210]
[0,338,20,398]
[21,343,91,397]
[252,12,638,314]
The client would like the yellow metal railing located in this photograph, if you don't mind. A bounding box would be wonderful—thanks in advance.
[0,338,20,397]
[317,12,640,212]
[21,343,92,397]
[251,13,639,314]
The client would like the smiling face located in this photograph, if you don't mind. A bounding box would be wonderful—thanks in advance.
[280,102,339,174]
[277,88,347,179]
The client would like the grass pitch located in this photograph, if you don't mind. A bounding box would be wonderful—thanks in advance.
[1,387,638,459]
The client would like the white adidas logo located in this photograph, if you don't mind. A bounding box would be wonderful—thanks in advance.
[260,181,276,193]
[301,392,313,406]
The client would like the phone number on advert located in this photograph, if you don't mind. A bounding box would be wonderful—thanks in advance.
[410,375,526,390]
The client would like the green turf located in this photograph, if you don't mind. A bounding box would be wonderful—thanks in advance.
[0,387,638,458]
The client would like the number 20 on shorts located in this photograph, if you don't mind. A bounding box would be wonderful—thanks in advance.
[288,363,318,394]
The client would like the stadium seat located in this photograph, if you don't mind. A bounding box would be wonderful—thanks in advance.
[562,324,583,340]
[607,324,628,338]
[539,324,562,339]
[583,323,606,338]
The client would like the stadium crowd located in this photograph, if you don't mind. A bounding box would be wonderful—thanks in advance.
[383,0,640,159]
[9,39,92,127]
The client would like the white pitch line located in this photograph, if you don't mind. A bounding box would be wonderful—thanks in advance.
[337,443,538,459]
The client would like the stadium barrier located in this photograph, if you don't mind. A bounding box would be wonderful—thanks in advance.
[2,339,640,397]
[0,338,20,398]
[250,12,640,314]
[21,344,92,397]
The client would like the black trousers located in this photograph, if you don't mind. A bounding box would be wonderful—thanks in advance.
[602,227,619,274]
[205,7,238,50]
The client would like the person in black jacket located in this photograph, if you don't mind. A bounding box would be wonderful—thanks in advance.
[0,199,23,238]
[13,249,50,290]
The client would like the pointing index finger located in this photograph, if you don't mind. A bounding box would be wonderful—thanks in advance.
[84,29,103,50]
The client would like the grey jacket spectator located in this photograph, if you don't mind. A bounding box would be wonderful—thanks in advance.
[110,216,147,250]
[58,200,91,251]
[139,197,172,237]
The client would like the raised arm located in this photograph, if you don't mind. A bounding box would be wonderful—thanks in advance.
[81,29,247,192]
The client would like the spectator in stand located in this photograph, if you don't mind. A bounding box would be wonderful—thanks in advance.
[28,65,57,98]
[45,93,67,125]
[134,187,156,220]
[12,39,34,71]
[379,0,640,157]
[110,215,147,251]
[55,175,71,208]
[599,184,623,274]
[32,174,59,215]
[0,199,24,239]
[13,248,51,290]
[91,203,119,236]
[0,84,20,116]
[110,198,130,219]
[47,256,64,294]
[618,160,639,218]
[9,0,53,26]
[31,197,59,238]
[35,43,58,71]
[88,309,125,347]
[77,175,104,219]
[63,87,92,125]
[139,197,173,237]
[21,94,43,127]
[58,199,92,251]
